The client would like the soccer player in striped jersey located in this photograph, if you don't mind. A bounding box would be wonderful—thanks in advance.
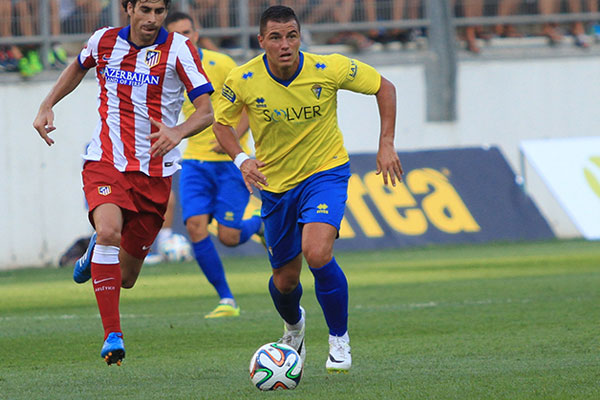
[165,11,264,319]
[33,0,214,366]
[213,5,403,373]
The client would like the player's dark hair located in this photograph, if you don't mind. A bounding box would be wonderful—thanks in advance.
[259,5,300,35]
[121,0,171,12]
[164,11,194,29]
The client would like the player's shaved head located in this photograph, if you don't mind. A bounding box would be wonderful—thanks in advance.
[259,5,300,36]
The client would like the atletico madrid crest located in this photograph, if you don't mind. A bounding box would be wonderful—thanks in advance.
[98,185,112,196]
[145,50,161,68]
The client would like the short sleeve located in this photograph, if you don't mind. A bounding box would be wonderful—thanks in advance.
[214,72,245,127]
[175,40,214,102]
[78,28,110,70]
[336,55,381,95]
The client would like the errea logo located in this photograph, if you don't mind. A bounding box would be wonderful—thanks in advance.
[317,203,329,214]
[256,97,267,108]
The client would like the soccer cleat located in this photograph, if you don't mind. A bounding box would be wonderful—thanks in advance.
[101,332,125,366]
[277,306,306,363]
[204,302,240,319]
[73,232,96,283]
[326,334,351,373]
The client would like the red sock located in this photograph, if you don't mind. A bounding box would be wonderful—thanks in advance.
[91,262,121,339]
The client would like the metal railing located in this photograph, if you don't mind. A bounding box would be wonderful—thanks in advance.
[1,0,600,63]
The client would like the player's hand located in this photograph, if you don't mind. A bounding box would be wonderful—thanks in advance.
[240,158,267,194]
[148,117,182,157]
[376,144,403,186]
[33,107,56,146]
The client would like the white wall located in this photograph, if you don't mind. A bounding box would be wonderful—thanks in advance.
[1,56,598,269]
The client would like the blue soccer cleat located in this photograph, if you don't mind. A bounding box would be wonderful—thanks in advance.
[73,232,96,283]
[101,332,125,366]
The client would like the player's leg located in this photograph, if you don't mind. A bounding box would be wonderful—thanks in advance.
[90,203,126,366]
[298,163,352,372]
[79,161,140,365]
[261,188,306,361]
[214,161,262,248]
[303,223,350,373]
[180,160,239,318]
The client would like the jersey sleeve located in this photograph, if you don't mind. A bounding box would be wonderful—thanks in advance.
[175,40,214,102]
[214,71,245,128]
[78,27,110,70]
[334,54,381,95]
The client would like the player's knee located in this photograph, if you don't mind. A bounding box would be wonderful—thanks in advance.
[185,219,209,243]
[121,278,136,289]
[218,230,240,247]
[95,226,121,247]
[303,245,333,269]
[273,274,300,294]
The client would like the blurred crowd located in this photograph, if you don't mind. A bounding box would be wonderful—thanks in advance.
[1,0,599,77]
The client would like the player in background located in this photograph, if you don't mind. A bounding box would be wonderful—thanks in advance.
[212,5,402,373]
[165,12,265,319]
[32,0,214,366]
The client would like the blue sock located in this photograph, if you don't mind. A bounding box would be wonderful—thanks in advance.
[238,216,261,244]
[192,237,233,300]
[309,257,348,336]
[268,276,302,325]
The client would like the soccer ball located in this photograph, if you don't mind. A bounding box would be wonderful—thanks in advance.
[249,342,303,391]
[157,233,193,262]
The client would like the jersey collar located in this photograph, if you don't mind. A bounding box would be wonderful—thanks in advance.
[119,26,169,49]
[262,51,304,87]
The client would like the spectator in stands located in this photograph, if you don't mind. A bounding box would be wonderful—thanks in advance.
[567,0,594,47]
[60,0,106,34]
[452,0,490,54]
[539,0,594,47]
[307,0,372,50]
[495,0,523,38]
[13,0,34,36]
[539,0,563,44]
[0,0,11,38]
[363,0,422,44]
[192,0,231,29]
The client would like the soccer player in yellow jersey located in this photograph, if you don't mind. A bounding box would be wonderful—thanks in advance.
[165,12,264,319]
[213,6,403,373]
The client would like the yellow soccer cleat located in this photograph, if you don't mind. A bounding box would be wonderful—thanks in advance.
[204,303,241,319]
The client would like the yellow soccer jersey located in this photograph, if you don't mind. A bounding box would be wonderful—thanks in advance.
[182,48,250,161]
[215,51,381,193]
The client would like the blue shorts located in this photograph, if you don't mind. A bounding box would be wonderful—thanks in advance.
[179,160,250,229]
[261,163,350,269]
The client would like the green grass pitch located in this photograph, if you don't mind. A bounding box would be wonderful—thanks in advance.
[1,240,599,399]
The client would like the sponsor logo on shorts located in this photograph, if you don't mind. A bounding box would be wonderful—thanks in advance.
[225,211,234,221]
[98,185,112,196]
[142,245,151,250]
[317,203,329,214]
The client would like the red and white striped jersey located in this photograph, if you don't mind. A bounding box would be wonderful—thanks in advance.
[78,26,213,177]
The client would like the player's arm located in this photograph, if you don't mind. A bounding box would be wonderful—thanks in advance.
[149,93,214,158]
[33,59,88,146]
[375,76,403,186]
[211,108,249,154]
[213,121,267,194]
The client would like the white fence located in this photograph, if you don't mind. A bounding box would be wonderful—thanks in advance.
[1,55,599,269]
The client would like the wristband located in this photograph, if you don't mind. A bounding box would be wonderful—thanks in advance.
[233,152,250,169]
